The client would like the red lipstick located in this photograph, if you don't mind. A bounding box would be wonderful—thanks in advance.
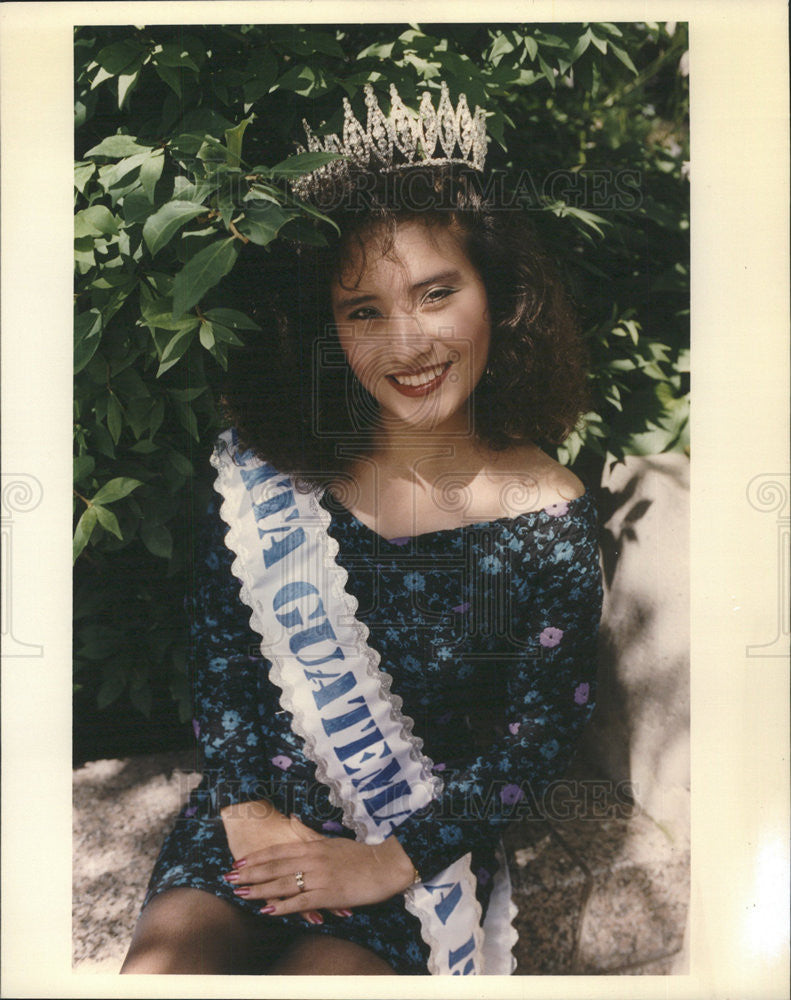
[386,362,452,397]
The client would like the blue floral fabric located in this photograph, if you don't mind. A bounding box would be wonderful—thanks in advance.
[143,484,602,975]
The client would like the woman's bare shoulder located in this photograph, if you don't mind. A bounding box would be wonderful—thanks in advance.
[483,444,585,515]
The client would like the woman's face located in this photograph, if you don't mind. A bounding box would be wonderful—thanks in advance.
[331,220,491,436]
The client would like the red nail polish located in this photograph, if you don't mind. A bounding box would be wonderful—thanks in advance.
[223,872,239,882]
[306,911,324,925]
[233,887,250,897]
[337,909,353,917]
[232,858,247,869]
[260,905,276,914]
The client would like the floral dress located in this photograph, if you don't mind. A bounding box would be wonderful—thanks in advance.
[143,483,602,975]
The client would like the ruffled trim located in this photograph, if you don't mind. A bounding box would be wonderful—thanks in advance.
[403,853,485,975]
[210,433,442,838]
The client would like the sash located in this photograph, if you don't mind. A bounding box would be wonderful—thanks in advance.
[211,429,516,974]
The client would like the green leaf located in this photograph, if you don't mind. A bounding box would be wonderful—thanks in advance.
[74,454,95,483]
[171,237,239,317]
[175,401,199,441]
[130,439,159,454]
[142,200,207,256]
[608,42,638,75]
[98,151,150,191]
[97,672,126,710]
[95,39,146,75]
[167,386,206,402]
[74,160,96,194]
[74,205,120,238]
[291,197,341,236]
[140,521,173,560]
[210,322,244,346]
[153,61,183,97]
[569,28,592,63]
[118,67,141,110]
[357,40,395,60]
[242,49,278,103]
[274,63,318,96]
[157,326,198,376]
[166,448,194,477]
[524,36,538,61]
[73,506,98,562]
[85,134,152,158]
[267,151,345,177]
[236,202,295,247]
[94,504,123,540]
[153,43,200,72]
[107,393,124,444]
[488,33,515,64]
[91,477,143,505]
[74,308,102,342]
[199,322,215,349]
[74,311,103,373]
[140,149,164,202]
[203,307,261,331]
[224,114,254,169]
[538,54,556,88]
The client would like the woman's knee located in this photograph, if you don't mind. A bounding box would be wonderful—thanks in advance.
[120,888,262,974]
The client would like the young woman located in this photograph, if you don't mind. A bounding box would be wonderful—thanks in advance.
[121,84,603,976]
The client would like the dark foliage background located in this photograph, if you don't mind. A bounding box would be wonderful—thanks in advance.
[73,22,689,762]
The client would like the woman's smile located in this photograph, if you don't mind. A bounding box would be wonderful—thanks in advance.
[386,361,453,395]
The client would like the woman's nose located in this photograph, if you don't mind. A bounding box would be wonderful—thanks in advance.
[379,311,432,350]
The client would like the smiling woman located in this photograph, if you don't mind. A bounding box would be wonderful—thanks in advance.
[122,84,602,976]
[221,163,590,497]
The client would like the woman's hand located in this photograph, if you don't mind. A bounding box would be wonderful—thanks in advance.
[221,804,353,923]
[225,815,416,917]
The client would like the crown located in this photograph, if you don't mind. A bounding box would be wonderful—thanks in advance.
[291,81,488,199]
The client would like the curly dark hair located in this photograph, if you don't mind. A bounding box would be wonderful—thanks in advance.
[220,164,589,487]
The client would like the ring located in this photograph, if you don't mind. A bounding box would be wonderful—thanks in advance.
[294,870,306,892]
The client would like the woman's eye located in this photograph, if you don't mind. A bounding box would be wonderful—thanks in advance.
[423,287,456,306]
[349,306,380,321]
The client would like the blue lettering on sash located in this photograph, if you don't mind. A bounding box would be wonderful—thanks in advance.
[252,483,294,522]
[359,774,412,821]
[448,935,476,974]
[423,880,463,926]
[262,527,305,568]
[239,464,278,490]
[306,669,356,710]
[290,619,339,656]
[297,647,345,667]
[322,697,371,736]
[336,723,384,761]
[351,755,401,792]
[273,580,317,628]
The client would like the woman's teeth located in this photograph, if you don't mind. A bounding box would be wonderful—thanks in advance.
[390,363,447,387]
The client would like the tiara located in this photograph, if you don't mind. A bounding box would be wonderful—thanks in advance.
[291,81,488,198]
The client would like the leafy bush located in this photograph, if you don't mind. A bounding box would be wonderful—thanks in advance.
[73,22,689,743]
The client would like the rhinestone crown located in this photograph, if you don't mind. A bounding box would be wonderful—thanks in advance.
[291,81,488,198]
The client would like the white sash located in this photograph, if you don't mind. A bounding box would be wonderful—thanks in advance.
[211,429,516,974]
